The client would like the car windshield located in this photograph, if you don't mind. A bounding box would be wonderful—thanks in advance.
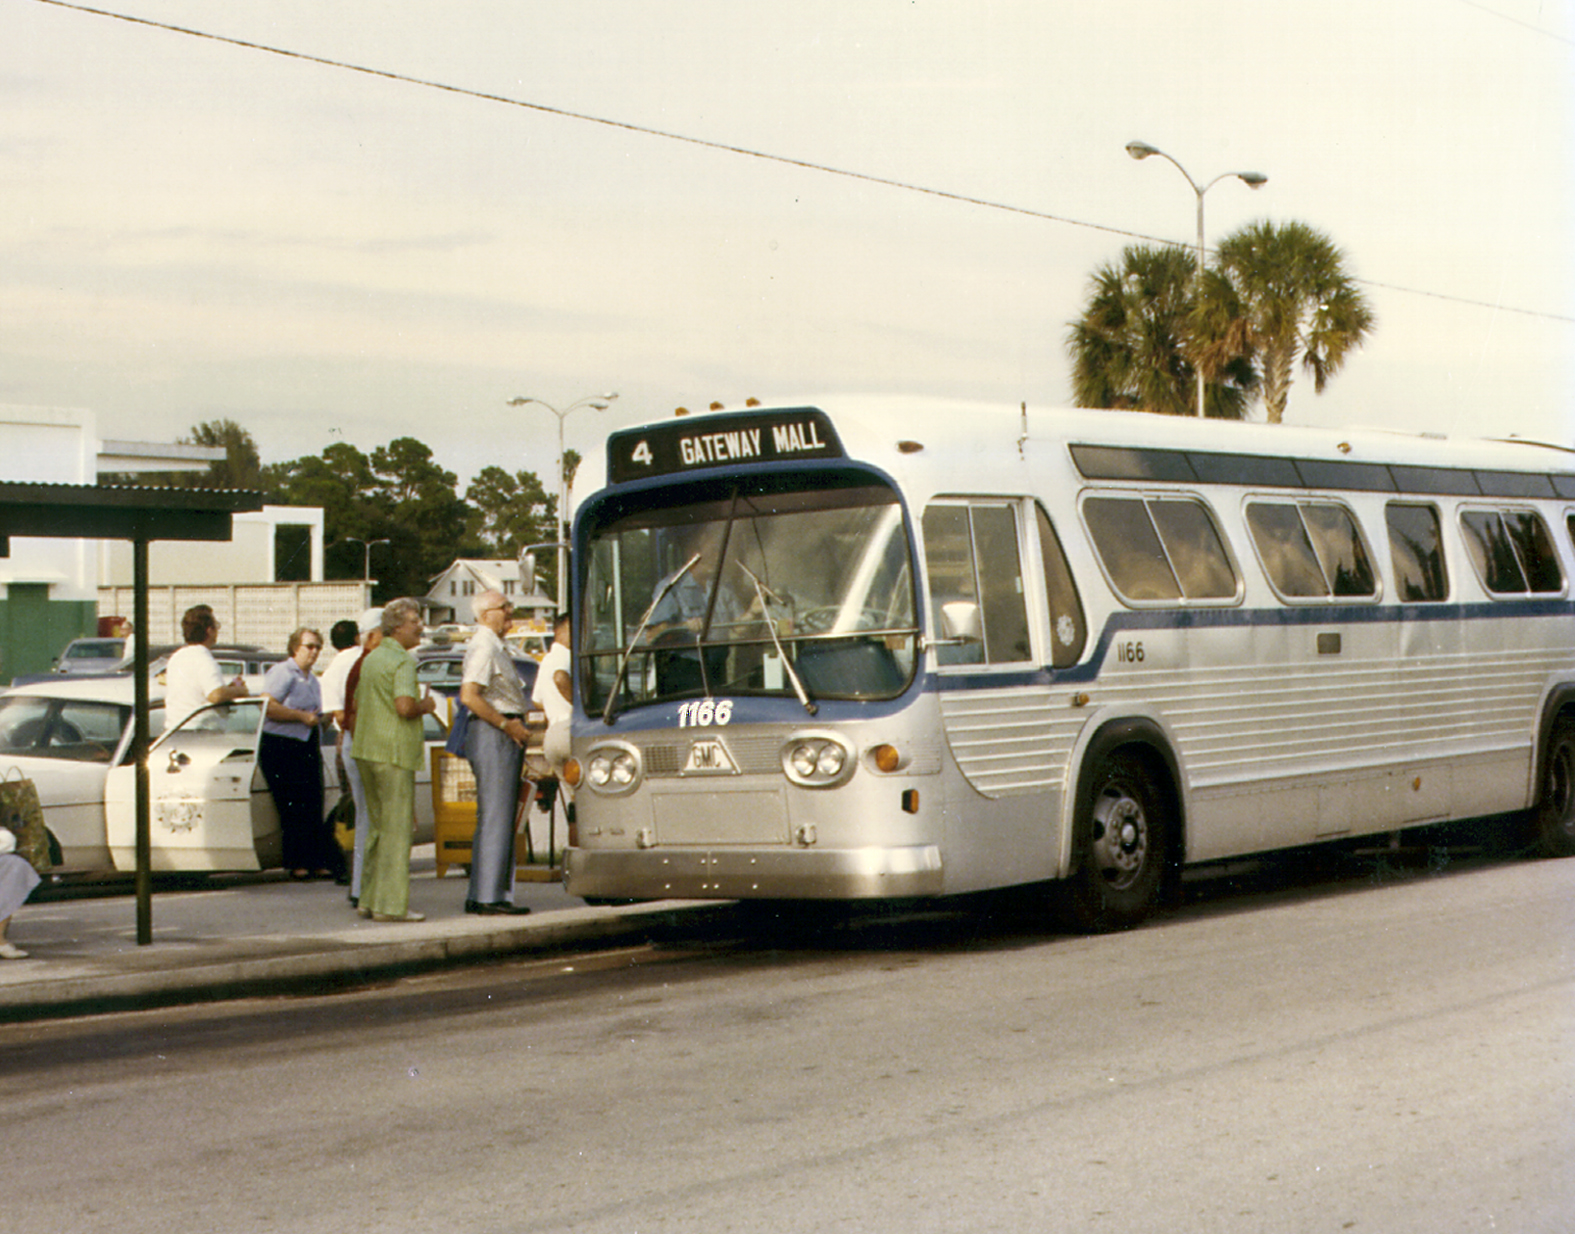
[63,639,123,662]
[582,480,917,712]
[0,694,131,762]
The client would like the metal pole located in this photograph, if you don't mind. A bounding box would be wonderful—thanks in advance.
[556,412,568,612]
[1195,190,1208,419]
[504,393,618,612]
[1125,142,1267,418]
[133,537,152,945]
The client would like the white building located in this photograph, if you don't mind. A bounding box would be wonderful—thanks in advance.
[424,558,556,625]
[1,404,224,679]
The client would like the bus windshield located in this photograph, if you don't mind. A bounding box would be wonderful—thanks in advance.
[582,482,917,712]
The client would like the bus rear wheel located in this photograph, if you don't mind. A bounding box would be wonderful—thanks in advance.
[1062,750,1168,932]
[1533,720,1575,858]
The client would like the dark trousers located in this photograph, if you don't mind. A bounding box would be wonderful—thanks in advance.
[259,731,333,873]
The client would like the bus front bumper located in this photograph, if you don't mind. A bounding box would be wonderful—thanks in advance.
[563,844,945,901]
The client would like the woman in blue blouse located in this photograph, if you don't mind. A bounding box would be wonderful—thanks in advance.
[259,627,333,879]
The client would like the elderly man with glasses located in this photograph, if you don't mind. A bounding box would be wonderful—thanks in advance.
[458,589,532,915]
[260,626,334,880]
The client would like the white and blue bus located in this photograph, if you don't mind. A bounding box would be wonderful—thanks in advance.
[562,398,1575,928]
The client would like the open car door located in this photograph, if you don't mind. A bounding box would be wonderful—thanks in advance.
[106,699,281,872]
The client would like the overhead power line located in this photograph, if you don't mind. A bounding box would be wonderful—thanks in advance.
[30,0,1575,326]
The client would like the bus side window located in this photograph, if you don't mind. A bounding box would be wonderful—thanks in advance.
[1083,496,1182,602]
[1247,502,1326,597]
[1035,503,1086,668]
[1386,502,1448,602]
[921,502,1032,666]
[1301,503,1376,597]
[1248,500,1375,600]
[1504,510,1564,593]
[1460,511,1522,593]
[1150,498,1238,599]
[1460,508,1561,595]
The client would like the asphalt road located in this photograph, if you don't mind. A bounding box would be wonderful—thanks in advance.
[3,845,1572,1233]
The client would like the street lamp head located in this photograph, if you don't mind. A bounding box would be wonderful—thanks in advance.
[1126,141,1160,161]
[506,392,619,413]
[1240,172,1268,189]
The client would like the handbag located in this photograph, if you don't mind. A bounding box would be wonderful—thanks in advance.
[444,701,473,756]
[0,767,55,874]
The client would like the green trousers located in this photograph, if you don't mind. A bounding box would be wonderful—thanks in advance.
[355,757,415,917]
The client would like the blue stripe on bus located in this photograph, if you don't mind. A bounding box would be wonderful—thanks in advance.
[928,597,1575,692]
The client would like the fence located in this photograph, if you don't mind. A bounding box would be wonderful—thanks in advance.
[98,582,371,653]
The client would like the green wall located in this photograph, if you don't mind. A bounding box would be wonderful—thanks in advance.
[0,587,97,683]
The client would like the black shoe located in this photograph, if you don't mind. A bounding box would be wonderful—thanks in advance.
[466,900,531,916]
[349,895,359,908]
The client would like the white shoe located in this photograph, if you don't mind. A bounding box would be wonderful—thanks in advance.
[0,942,30,960]
[371,911,425,923]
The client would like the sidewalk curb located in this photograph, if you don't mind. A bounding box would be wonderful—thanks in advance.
[0,901,730,1023]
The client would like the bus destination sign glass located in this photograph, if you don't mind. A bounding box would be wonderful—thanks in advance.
[606,408,844,484]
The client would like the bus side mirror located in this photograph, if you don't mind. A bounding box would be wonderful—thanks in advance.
[939,602,982,643]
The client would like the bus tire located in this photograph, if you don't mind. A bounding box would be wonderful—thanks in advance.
[1533,719,1575,858]
[1062,749,1168,932]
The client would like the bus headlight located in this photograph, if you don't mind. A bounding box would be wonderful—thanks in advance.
[584,743,642,795]
[782,733,855,788]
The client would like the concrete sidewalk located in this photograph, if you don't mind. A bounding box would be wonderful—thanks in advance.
[0,847,721,1021]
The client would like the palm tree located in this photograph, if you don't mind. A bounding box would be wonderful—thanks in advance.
[1210,221,1375,423]
[1067,244,1256,419]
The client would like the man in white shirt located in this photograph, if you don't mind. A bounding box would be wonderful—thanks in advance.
[459,590,531,915]
[163,604,248,732]
[532,610,573,775]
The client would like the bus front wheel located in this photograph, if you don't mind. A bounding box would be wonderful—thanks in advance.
[1062,750,1168,932]
[1533,720,1575,858]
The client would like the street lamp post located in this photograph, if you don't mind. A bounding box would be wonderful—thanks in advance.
[505,392,618,610]
[1125,141,1267,417]
[343,537,389,583]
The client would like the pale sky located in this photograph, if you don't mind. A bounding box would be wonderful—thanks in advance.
[4,0,1572,502]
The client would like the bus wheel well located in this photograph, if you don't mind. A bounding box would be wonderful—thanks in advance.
[1531,714,1575,859]
[1061,727,1183,931]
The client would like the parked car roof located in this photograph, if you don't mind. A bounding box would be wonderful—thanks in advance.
[52,636,129,675]
[414,645,538,697]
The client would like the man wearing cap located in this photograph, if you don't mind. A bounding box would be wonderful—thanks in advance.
[458,589,532,915]
[325,608,383,906]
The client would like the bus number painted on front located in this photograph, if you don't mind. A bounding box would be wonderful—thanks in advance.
[1115,640,1145,664]
[629,440,653,467]
[677,699,733,727]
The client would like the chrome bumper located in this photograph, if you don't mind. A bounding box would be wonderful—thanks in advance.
[564,844,945,901]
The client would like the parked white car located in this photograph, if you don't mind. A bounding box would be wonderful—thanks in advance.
[0,677,442,874]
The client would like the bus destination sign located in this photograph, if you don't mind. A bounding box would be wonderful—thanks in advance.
[607,408,845,484]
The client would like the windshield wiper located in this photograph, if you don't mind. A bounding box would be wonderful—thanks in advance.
[601,553,701,725]
[737,561,817,716]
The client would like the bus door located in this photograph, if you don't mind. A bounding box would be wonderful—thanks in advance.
[921,498,1086,889]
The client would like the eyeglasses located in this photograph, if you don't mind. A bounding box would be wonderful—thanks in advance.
[301,642,323,651]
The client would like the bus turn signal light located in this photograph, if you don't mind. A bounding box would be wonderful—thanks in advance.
[872,743,902,773]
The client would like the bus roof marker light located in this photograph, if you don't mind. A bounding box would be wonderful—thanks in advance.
[897,440,925,454]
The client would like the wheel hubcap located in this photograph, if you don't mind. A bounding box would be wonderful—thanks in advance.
[1092,784,1148,890]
